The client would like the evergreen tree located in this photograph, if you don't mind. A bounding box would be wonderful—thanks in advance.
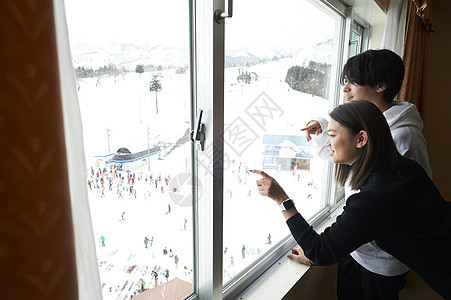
[136,64,144,75]
[285,61,331,98]
[237,69,252,84]
[149,74,162,114]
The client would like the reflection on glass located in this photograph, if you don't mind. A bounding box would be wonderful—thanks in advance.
[223,0,342,283]
[64,0,193,299]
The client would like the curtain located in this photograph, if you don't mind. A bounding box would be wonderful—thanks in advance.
[53,0,103,299]
[381,0,409,57]
[398,0,432,108]
[398,0,433,287]
[0,0,79,298]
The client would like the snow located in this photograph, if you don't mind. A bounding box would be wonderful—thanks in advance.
[77,49,331,299]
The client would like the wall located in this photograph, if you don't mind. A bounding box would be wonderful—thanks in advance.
[421,0,451,201]
[283,265,338,300]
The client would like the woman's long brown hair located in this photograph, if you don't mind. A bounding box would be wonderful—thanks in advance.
[330,100,409,190]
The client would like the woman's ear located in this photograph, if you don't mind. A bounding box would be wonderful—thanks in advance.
[356,130,368,148]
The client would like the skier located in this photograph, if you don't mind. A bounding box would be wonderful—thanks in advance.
[164,269,169,282]
[174,255,179,269]
[151,269,158,287]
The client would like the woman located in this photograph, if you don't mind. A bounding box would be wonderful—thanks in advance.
[251,100,451,299]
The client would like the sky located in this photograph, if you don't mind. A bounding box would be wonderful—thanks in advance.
[64,0,190,47]
[64,0,336,52]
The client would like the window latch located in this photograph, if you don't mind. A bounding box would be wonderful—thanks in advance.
[190,109,205,151]
[214,0,233,24]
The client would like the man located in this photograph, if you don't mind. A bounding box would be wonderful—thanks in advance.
[293,49,431,300]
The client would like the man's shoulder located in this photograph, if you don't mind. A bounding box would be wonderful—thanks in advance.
[386,101,423,130]
[387,100,418,116]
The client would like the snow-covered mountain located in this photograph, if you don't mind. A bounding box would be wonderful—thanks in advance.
[70,42,190,71]
[225,39,333,68]
[69,38,334,71]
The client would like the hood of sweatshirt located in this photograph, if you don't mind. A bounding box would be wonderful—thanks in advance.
[383,100,424,131]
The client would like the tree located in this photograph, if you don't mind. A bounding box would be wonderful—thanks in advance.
[136,64,144,75]
[285,61,331,98]
[149,74,162,114]
[237,69,251,84]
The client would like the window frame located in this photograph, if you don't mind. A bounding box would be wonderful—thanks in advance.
[329,7,372,211]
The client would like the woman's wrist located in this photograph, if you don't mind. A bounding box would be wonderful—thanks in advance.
[276,196,290,206]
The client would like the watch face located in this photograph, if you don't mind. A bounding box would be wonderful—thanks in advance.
[282,199,294,210]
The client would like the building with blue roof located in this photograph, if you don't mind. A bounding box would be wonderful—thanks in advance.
[261,134,313,171]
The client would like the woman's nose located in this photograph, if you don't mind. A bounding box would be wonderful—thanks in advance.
[325,137,331,147]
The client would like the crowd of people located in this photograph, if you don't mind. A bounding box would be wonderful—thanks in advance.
[87,162,191,299]
[87,158,293,299]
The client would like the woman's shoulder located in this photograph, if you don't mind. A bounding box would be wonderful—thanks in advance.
[363,160,428,193]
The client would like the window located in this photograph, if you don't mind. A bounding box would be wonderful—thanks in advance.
[350,21,366,57]
[222,0,344,285]
[330,18,370,208]
[65,0,194,299]
[63,0,355,298]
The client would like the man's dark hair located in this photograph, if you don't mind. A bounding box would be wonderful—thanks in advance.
[340,49,405,103]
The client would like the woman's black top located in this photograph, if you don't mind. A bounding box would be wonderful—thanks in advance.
[287,161,451,298]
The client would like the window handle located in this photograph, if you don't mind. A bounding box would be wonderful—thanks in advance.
[190,109,205,151]
[214,0,233,23]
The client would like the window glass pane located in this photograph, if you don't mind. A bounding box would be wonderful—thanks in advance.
[64,1,194,299]
[350,22,364,57]
[223,0,342,282]
[350,31,359,57]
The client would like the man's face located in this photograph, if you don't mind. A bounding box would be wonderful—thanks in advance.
[342,78,380,102]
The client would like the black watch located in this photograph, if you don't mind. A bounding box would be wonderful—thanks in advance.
[279,199,295,211]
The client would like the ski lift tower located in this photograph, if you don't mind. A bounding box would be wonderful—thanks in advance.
[147,125,150,171]
[106,128,111,153]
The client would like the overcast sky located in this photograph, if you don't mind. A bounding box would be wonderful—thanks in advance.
[64,0,336,51]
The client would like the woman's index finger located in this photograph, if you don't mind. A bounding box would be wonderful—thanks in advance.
[250,169,269,178]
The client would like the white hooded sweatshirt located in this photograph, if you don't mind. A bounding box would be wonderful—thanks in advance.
[311,100,431,276]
